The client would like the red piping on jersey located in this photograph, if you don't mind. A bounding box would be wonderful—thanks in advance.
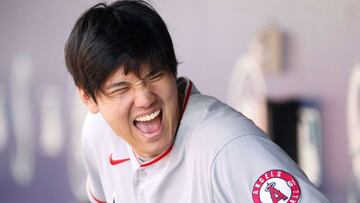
[133,80,193,168]
[181,80,192,116]
[90,191,106,203]
[139,144,173,167]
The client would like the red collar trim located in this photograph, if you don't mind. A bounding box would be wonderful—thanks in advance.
[181,80,192,116]
[90,190,106,203]
[133,80,193,168]
[137,144,173,167]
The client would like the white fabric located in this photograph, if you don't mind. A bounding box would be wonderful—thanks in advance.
[81,78,329,203]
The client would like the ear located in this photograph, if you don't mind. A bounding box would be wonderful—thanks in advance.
[77,87,99,114]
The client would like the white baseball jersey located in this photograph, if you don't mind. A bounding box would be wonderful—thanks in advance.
[81,78,329,203]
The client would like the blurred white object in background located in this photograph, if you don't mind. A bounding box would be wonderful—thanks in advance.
[253,23,283,77]
[228,54,268,133]
[9,53,36,186]
[39,84,64,157]
[297,107,322,187]
[228,24,283,133]
[347,63,360,199]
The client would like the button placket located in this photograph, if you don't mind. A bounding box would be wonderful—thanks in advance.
[133,168,149,202]
[137,170,147,179]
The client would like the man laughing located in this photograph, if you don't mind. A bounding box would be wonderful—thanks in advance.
[65,1,329,202]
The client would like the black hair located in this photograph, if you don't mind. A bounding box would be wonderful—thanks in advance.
[65,0,178,102]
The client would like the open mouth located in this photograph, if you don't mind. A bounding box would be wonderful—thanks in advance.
[133,110,163,139]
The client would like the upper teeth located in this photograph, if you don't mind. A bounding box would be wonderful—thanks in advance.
[135,110,160,122]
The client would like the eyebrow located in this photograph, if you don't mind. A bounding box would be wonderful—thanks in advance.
[104,70,163,90]
[105,81,130,90]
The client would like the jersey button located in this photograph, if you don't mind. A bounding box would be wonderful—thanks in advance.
[138,170,147,178]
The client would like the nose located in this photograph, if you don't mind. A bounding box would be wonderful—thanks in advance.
[134,85,155,108]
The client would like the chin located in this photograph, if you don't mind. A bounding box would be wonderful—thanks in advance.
[143,140,170,157]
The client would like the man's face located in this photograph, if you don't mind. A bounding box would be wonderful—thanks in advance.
[83,65,180,158]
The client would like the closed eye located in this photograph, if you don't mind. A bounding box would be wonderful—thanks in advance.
[106,82,131,96]
[109,86,130,95]
[146,71,164,83]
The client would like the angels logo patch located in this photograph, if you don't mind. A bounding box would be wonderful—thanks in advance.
[252,170,301,203]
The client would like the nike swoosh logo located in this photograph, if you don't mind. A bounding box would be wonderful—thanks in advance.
[109,153,130,166]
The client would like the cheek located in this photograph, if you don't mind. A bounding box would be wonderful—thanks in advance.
[159,78,178,101]
[159,90,178,112]
[158,82,179,118]
[100,99,133,130]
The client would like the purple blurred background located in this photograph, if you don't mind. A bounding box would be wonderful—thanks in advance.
[0,0,359,202]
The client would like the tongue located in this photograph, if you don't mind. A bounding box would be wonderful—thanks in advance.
[135,115,161,136]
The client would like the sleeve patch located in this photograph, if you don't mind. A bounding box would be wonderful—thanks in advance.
[252,169,301,203]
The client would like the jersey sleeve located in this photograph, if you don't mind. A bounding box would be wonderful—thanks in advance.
[210,134,329,203]
[82,113,107,203]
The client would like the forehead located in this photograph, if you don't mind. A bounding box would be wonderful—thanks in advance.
[104,64,155,86]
